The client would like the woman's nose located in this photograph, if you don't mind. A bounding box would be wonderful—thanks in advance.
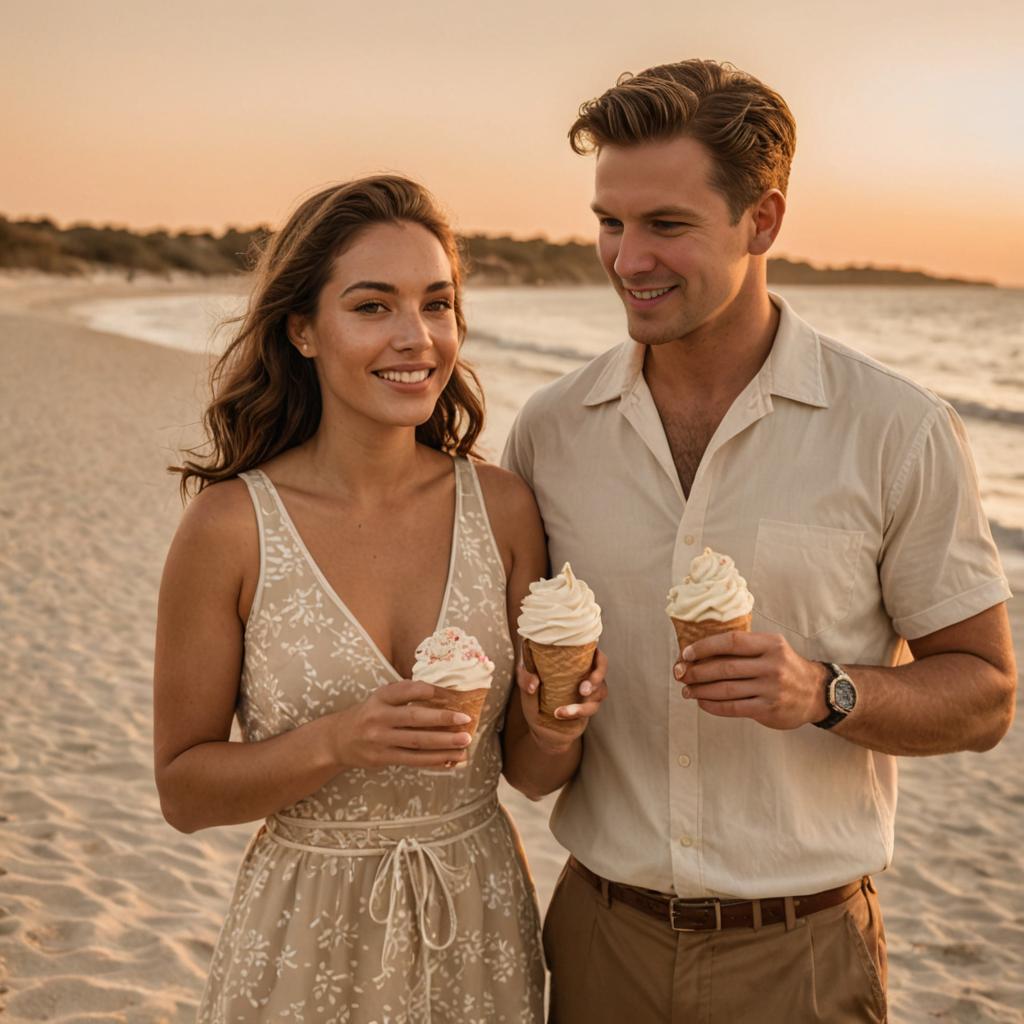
[392,311,433,351]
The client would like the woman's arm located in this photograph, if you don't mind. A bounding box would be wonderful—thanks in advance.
[475,464,608,801]
[153,481,474,833]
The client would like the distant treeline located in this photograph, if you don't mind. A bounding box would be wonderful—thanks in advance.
[0,215,994,288]
[0,217,269,276]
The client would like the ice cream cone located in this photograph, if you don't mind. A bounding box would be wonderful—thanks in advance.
[524,639,597,732]
[671,613,752,658]
[415,686,490,739]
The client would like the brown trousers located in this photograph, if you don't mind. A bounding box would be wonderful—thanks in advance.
[544,860,888,1023]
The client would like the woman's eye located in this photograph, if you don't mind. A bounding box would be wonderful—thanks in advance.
[355,301,387,314]
[425,298,454,312]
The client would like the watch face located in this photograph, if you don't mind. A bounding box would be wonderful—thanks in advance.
[833,678,857,712]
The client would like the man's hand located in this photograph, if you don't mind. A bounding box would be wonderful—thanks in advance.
[517,648,609,753]
[674,631,828,729]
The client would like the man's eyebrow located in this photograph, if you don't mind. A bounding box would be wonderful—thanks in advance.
[644,206,702,220]
[340,280,454,297]
[589,203,703,220]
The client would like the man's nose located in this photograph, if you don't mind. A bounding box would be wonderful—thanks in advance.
[613,227,657,280]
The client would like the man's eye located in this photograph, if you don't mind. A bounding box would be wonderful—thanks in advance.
[598,217,623,230]
[652,220,687,231]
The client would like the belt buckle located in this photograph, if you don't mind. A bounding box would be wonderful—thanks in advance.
[669,896,723,932]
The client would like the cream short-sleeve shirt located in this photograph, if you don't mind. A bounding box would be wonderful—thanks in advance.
[502,294,1010,898]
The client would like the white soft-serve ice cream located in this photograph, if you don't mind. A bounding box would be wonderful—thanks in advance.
[517,563,602,729]
[666,548,754,667]
[412,626,495,691]
[411,627,494,748]
[665,548,755,624]
[517,563,603,647]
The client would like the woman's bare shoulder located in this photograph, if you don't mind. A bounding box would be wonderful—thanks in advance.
[472,460,543,548]
[170,477,257,566]
[474,460,539,514]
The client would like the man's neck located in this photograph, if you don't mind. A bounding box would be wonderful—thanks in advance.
[644,289,779,410]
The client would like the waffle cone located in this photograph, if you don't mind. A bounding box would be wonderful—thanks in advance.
[414,686,490,739]
[410,687,489,772]
[523,639,598,732]
[671,613,751,657]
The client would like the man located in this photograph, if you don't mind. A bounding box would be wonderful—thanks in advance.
[500,60,1016,1022]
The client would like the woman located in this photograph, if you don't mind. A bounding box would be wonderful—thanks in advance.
[153,175,606,1022]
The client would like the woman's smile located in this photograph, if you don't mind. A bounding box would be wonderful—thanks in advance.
[371,364,436,388]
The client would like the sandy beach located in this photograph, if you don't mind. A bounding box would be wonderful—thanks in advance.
[1,275,1021,1023]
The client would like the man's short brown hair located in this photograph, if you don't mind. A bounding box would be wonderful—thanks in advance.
[569,60,797,222]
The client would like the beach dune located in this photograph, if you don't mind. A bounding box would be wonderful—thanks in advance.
[0,276,1021,1022]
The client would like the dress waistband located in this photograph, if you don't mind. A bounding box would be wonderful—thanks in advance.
[263,791,501,1024]
[264,790,498,855]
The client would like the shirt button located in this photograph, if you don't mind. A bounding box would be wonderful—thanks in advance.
[679,836,693,848]
[684,534,695,545]
[677,754,692,768]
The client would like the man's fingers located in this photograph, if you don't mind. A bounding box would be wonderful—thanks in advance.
[681,629,766,663]
[682,680,762,702]
[683,657,760,685]
[694,696,767,719]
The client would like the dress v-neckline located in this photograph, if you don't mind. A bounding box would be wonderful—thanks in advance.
[255,459,461,682]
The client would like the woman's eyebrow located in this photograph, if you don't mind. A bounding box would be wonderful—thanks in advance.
[340,280,453,297]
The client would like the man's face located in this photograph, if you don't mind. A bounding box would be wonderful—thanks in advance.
[592,135,754,346]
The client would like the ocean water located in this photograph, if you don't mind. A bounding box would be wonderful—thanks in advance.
[74,285,1024,544]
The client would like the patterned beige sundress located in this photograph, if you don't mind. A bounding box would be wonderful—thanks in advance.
[197,457,544,1023]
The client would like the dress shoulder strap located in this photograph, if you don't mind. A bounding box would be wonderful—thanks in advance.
[237,469,307,623]
[453,457,507,586]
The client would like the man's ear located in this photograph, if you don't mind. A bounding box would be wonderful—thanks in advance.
[748,189,786,256]
[287,313,316,358]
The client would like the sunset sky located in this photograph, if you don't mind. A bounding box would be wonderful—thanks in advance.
[4,0,1023,285]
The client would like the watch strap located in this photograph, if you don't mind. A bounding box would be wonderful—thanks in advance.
[813,662,850,730]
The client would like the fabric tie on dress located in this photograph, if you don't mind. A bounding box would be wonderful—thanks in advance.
[369,835,469,1019]
[264,792,498,1021]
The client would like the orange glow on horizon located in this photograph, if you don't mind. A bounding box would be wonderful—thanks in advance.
[3,1,1023,286]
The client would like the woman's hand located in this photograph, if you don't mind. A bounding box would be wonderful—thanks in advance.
[328,680,475,770]
[516,648,609,754]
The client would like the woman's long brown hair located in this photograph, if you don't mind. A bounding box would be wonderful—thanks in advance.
[172,175,484,500]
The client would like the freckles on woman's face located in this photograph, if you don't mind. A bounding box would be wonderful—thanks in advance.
[305,221,461,430]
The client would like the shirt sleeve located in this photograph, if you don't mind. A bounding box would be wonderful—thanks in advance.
[879,402,1011,639]
[500,405,535,486]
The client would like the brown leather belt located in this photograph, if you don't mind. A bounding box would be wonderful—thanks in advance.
[568,855,866,932]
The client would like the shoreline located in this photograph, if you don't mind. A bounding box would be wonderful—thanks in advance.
[40,273,1024,551]
[0,277,1021,1022]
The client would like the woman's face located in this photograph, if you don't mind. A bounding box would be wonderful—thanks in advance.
[293,220,460,434]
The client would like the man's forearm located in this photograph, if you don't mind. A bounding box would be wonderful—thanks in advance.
[834,653,1015,756]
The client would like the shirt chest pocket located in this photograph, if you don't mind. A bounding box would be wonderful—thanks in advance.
[750,520,864,638]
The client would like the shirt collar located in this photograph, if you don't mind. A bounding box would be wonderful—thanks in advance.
[582,291,828,409]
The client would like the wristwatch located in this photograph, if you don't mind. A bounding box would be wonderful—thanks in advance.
[813,662,857,730]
